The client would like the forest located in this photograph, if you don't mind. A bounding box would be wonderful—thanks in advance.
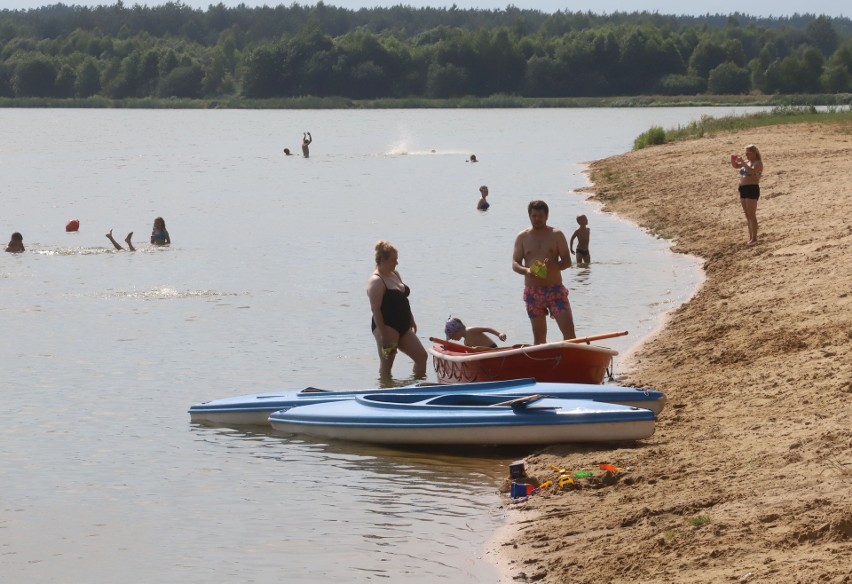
[1,2,851,102]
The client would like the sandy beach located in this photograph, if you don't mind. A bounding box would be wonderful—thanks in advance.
[489,121,852,583]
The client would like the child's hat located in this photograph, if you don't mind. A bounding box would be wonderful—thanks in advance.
[445,316,464,338]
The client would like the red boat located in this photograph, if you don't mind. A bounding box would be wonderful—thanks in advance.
[428,331,625,385]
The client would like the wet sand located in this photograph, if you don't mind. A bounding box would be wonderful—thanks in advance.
[488,121,852,583]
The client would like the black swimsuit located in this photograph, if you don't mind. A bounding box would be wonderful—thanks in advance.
[371,276,413,336]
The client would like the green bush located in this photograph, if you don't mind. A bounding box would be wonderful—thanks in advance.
[633,126,666,150]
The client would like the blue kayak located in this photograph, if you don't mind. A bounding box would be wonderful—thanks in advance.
[188,378,666,426]
[268,392,657,445]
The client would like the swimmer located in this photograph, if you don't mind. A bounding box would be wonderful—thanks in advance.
[477,185,490,210]
[106,229,135,251]
[5,231,24,253]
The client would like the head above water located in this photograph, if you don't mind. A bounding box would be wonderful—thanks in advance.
[6,231,24,252]
[479,185,488,196]
[469,154,477,162]
[153,217,166,230]
[374,240,398,266]
[576,214,588,226]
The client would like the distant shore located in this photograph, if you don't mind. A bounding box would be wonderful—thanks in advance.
[490,121,852,583]
[2,93,851,110]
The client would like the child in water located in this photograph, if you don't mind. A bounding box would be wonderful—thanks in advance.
[106,229,135,251]
[150,217,170,245]
[445,316,507,348]
[5,232,24,252]
[477,185,490,210]
[570,214,591,265]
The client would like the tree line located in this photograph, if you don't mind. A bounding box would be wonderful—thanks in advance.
[1,2,850,101]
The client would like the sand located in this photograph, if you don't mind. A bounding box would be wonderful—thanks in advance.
[488,122,852,583]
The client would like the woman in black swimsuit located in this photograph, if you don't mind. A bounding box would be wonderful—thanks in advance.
[367,240,427,380]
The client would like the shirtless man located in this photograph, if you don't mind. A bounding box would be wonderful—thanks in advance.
[512,200,576,344]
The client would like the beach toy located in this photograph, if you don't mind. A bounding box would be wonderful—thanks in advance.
[382,343,397,357]
[538,480,553,489]
[65,219,80,232]
[510,483,535,498]
[529,260,547,279]
[599,463,624,472]
[509,460,526,479]
[573,471,594,478]
[558,475,574,488]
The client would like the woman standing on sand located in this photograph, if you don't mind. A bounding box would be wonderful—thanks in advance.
[732,144,763,245]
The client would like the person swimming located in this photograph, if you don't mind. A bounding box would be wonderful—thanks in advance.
[150,217,170,245]
[5,231,24,253]
[477,185,490,210]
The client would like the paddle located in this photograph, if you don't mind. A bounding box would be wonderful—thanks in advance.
[490,394,545,407]
[430,330,627,352]
[566,330,628,344]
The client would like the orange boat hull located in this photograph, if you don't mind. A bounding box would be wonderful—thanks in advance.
[429,339,617,385]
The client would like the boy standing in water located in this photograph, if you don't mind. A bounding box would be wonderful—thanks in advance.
[570,214,591,265]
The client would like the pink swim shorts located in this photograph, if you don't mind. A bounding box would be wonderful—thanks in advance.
[523,284,570,319]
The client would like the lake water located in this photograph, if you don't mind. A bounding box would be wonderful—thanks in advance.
[1,106,762,583]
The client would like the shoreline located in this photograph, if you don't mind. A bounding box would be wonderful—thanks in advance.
[2,94,851,110]
[489,121,851,583]
[615,264,707,380]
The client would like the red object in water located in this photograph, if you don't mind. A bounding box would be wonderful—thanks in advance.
[65,219,80,232]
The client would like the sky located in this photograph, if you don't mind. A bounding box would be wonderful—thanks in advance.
[1,0,848,19]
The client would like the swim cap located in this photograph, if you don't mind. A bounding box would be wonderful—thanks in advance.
[445,317,465,338]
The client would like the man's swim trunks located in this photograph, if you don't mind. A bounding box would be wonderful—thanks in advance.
[523,284,570,319]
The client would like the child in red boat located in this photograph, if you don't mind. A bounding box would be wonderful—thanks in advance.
[444,316,507,348]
